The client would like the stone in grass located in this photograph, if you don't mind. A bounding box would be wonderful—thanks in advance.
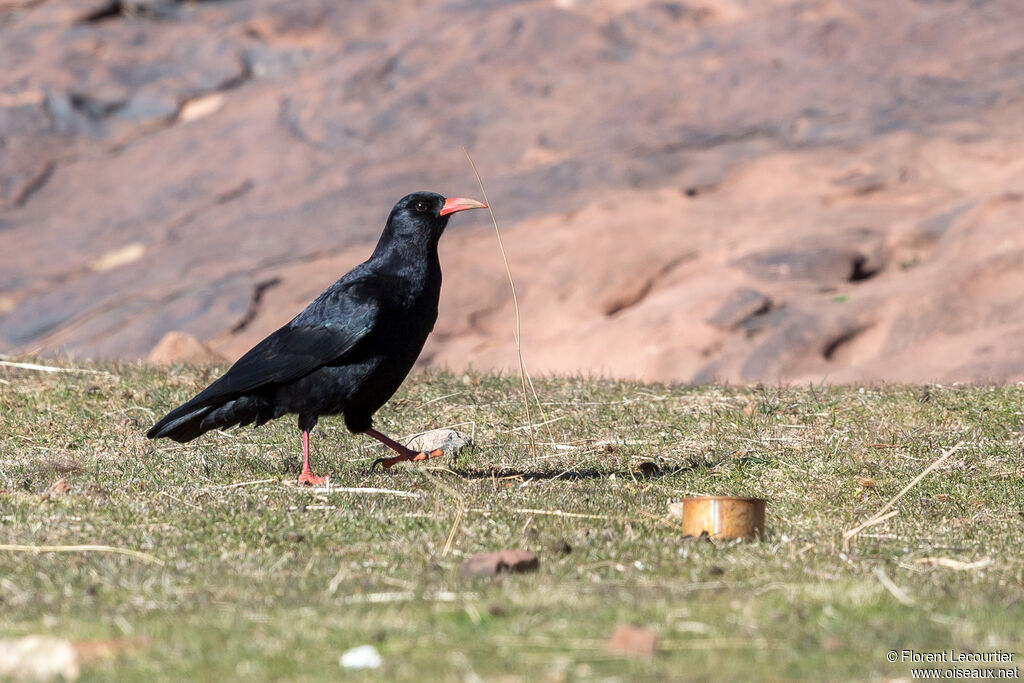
[0,635,80,681]
[461,550,539,577]
[606,626,658,657]
[46,478,72,496]
[404,428,471,456]
[339,644,382,670]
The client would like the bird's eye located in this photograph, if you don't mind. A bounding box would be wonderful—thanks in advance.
[414,201,430,213]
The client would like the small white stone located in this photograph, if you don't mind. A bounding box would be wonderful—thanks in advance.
[404,429,472,455]
[0,636,80,681]
[339,644,382,670]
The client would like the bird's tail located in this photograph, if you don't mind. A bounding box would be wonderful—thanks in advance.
[147,395,269,443]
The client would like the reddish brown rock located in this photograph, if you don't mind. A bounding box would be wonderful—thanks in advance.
[606,626,658,657]
[147,331,224,366]
[1,0,1023,384]
[46,478,71,496]
[461,550,539,577]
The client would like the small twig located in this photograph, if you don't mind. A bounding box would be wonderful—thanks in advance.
[339,591,471,605]
[418,391,464,408]
[326,566,347,595]
[442,506,465,556]
[159,490,201,510]
[329,486,421,499]
[986,469,1024,479]
[0,544,164,566]
[422,465,463,477]
[915,557,992,571]
[469,507,622,522]
[463,148,540,462]
[840,509,899,545]
[513,415,567,431]
[205,478,277,490]
[842,441,963,551]
[0,360,117,377]
[873,567,914,606]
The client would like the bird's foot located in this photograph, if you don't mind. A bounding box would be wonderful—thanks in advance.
[298,470,330,486]
[372,449,445,471]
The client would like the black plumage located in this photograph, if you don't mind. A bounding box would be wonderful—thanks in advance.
[147,191,487,482]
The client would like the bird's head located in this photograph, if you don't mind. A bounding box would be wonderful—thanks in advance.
[386,191,488,246]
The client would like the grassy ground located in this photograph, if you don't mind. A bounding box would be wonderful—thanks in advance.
[1,361,1022,681]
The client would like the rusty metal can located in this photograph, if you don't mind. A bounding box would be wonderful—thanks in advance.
[680,496,766,540]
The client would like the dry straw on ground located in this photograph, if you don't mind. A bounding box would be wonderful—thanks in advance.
[842,441,964,551]
[463,148,543,461]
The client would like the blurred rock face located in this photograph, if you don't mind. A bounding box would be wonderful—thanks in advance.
[1,0,1022,383]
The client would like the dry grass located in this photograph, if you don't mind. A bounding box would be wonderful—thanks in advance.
[1,362,1022,680]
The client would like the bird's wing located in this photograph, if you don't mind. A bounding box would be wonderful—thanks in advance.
[180,280,380,409]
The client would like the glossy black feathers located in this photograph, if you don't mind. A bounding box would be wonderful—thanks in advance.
[147,191,453,443]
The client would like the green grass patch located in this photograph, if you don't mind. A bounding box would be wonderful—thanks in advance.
[1,362,1022,680]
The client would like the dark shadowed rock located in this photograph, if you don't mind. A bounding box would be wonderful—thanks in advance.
[739,247,871,284]
[708,288,773,330]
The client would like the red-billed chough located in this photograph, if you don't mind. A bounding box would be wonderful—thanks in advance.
[147,191,487,484]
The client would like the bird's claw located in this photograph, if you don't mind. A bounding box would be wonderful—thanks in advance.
[298,471,329,486]
[371,449,445,471]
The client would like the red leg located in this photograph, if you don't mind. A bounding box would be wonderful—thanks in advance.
[365,428,445,470]
[297,429,329,485]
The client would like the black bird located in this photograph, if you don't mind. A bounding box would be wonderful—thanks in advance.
[147,191,487,484]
